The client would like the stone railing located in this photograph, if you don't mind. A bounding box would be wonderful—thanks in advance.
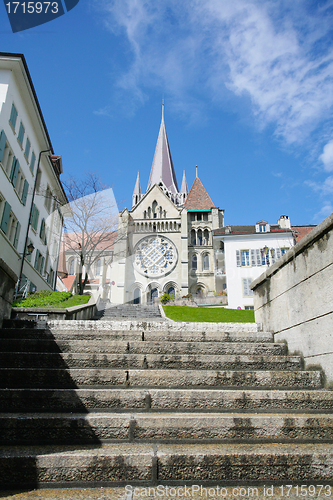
[11,295,97,321]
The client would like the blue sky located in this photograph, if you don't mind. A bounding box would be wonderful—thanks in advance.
[2,0,333,225]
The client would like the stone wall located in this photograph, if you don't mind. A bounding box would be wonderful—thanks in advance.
[251,213,333,384]
[0,258,18,328]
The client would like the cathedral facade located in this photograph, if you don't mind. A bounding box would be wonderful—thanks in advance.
[111,106,224,304]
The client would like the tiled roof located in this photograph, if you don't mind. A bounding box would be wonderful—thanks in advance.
[184,177,214,210]
[61,275,76,292]
[214,225,292,235]
[292,225,316,243]
[63,232,116,251]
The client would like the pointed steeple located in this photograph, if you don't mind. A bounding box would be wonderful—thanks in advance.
[180,170,188,195]
[147,103,179,194]
[132,171,142,207]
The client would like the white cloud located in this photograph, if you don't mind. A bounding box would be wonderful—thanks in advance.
[100,0,333,143]
[314,202,333,221]
[319,140,333,172]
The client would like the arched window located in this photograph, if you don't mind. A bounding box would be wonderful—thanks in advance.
[143,210,147,219]
[191,229,196,245]
[167,286,175,298]
[203,253,209,271]
[197,229,203,245]
[96,259,101,276]
[69,258,75,275]
[203,229,209,245]
[152,200,158,218]
[192,254,197,270]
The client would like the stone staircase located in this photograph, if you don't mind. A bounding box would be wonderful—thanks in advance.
[0,319,333,491]
[99,303,162,320]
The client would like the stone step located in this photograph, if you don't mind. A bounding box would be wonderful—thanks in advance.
[2,412,333,445]
[0,352,302,370]
[0,412,333,446]
[2,388,333,413]
[0,328,273,343]
[0,369,321,389]
[0,339,286,355]
[1,443,333,488]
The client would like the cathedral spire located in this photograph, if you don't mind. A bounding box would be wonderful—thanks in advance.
[132,171,142,207]
[180,170,188,196]
[147,103,179,194]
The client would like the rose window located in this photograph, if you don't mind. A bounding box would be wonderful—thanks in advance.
[134,236,178,277]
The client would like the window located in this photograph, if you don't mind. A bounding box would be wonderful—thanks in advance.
[34,250,45,275]
[241,250,250,267]
[203,229,209,245]
[197,229,203,245]
[9,104,18,130]
[18,122,25,146]
[242,278,253,297]
[24,138,31,160]
[0,130,6,163]
[261,248,270,266]
[191,229,196,245]
[192,254,197,270]
[281,248,289,255]
[167,286,175,297]
[69,258,75,275]
[30,204,39,232]
[203,253,209,271]
[245,306,254,310]
[30,151,36,173]
[251,249,261,267]
[44,185,52,213]
[197,213,202,221]
[259,225,266,232]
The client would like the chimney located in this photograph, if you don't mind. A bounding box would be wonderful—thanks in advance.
[278,215,291,229]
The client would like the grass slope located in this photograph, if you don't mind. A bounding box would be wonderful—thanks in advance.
[163,306,255,323]
[13,291,90,309]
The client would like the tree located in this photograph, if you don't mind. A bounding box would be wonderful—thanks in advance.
[62,173,119,295]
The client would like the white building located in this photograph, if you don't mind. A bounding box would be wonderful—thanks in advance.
[0,52,67,297]
[213,216,295,310]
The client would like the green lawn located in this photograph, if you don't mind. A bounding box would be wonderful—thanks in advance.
[163,305,255,323]
[13,291,90,309]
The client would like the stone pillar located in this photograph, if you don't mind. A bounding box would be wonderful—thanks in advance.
[0,259,18,328]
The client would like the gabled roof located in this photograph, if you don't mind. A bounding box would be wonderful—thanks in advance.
[184,176,214,210]
[131,183,181,216]
[147,104,179,194]
[214,225,292,236]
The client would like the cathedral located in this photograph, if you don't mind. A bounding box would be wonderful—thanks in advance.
[111,106,224,304]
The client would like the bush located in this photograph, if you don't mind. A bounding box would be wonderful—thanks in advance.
[160,293,172,305]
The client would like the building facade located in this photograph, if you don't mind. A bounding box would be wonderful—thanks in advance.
[0,52,67,297]
[213,216,295,309]
[111,106,224,304]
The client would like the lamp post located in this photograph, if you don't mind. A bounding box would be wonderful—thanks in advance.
[15,148,52,299]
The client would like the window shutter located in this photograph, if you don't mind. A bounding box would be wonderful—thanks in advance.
[0,130,6,163]
[13,221,21,249]
[256,249,261,266]
[24,138,31,159]
[39,218,45,239]
[21,180,29,205]
[251,249,256,266]
[0,201,11,234]
[236,250,241,267]
[40,256,45,275]
[30,152,36,173]
[18,123,25,145]
[10,104,18,129]
[10,158,19,188]
[34,249,40,269]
